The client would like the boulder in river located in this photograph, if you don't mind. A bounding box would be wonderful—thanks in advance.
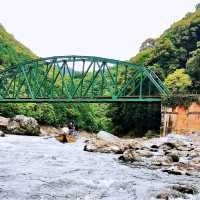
[97,131,120,143]
[119,149,143,162]
[7,115,40,136]
[0,130,5,137]
[172,184,198,195]
[167,152,179,162]
[162,166,191,176]
[84,138,123,154]
[84,131,145,154]
[0,116,9,132]
[156,183,198,199]
[156,190,188,200]
[151,156,173,167]
[84,131,124,153]
[119,148,154,162]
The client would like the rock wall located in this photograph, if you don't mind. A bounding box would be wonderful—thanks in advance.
[162,103,200,135]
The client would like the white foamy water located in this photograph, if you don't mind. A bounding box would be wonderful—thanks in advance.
[0,135,199,200]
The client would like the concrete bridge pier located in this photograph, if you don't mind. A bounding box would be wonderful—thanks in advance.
[161,102,200,135]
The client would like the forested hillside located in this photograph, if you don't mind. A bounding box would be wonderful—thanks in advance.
[108,4,200,136]
[0,24,36,67]
[0,24,110,132]
[131,5,200,92]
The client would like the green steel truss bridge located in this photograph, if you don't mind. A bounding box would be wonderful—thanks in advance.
[0,55,169,103]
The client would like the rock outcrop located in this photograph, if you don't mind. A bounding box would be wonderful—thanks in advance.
[84,131,119,153]
[0,116,9,132]
[7,115,40,136]
[84,131,143,154]
[156,184,198,199]
[96,131,120,143]
[84,138,123,154]
[85,132,200,176]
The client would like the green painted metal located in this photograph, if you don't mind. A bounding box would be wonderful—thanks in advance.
[0,55,170,103]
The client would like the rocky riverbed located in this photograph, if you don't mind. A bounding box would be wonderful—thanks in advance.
[0,134,200,200]
[85,131,200,175]
[84,131,200,199]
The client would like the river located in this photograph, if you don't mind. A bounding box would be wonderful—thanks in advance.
[0,135,199,200]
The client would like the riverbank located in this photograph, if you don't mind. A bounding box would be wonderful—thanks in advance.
[0,115,95,139]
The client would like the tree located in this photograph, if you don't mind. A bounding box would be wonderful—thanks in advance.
[0,58,3,70]
[164,69,192,94]
[0,58,3,65]
[107,103,161,137]
[145,37,181,76]
[196,3,200,10]
[129,48,153,66]
[186,41,200,91]
[139,38,156,52]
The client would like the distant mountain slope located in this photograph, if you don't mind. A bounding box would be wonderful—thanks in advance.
[0,24,37,67]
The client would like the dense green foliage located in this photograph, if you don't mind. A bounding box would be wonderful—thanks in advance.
[130,6,200,92]
[107,103,161,137]
[186,41,200,91]
[109,5,200,136]
[0,103,110,132]
[0,24,36,66]
[162,94,200,108]
[0,24,110,132]
[164,69,192,93]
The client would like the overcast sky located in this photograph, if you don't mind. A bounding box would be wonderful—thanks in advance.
[0,0,199,60]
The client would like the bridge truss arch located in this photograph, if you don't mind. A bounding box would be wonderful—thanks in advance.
[0,55,169,103]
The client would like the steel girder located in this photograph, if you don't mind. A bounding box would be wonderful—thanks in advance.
[0,55,170,103]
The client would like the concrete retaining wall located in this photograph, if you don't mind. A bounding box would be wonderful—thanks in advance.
[162,103,200,135]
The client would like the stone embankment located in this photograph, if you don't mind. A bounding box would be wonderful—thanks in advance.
[84,131,200,176]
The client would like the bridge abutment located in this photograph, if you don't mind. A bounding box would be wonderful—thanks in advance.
[161,102,200,135]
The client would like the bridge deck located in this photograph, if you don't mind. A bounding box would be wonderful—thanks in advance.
[0,96,161,103]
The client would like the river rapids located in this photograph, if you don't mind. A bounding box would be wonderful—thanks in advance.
[0,135,199,200]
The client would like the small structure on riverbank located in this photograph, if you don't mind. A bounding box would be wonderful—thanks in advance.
[162,102,200,135]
